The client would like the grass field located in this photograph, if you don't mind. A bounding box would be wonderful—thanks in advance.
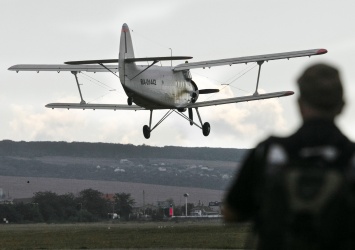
[0,220,252,249]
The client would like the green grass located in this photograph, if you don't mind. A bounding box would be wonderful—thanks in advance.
[0,221,252,249]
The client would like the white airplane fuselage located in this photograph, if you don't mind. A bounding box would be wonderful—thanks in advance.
[122,64,195,109]
[118,23,196,110]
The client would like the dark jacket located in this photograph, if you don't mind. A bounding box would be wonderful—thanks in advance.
[226,118,355,250]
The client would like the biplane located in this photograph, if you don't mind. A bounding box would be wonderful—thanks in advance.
[9,23,327,139]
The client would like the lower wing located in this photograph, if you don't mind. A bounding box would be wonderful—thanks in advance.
[45,103,145,110]
[186,91,293,108]
[46,92,293,110]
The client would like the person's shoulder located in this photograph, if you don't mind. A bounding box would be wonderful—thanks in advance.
[256,135,290,149]
[250,136,288,160]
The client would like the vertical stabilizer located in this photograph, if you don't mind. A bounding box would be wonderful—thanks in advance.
[119,23,135,84]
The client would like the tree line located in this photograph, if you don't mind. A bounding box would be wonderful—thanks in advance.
[0,189,135,223]
[0,189,197,224]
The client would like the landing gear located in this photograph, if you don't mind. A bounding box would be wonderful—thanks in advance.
[143,125,150,139]
[142,110,154,139]
[175,107,211,136]
[141,108,211,139]
[188,108,193,126]
[127,97,133,106]
[202,122,210,136]
[195,108,211,137]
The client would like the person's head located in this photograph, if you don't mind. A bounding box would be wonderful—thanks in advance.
[297,63,345,120]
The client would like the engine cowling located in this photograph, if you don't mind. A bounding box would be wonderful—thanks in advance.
[190,80,199,103]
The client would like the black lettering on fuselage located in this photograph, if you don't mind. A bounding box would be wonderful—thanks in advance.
[140,79,157,85]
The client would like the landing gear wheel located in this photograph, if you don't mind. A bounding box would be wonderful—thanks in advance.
[202,122,210,136]
[127,97,133,106]
[143,125,151,139]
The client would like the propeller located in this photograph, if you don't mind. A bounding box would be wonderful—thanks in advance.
[188,80,220,126]
[191,88,219,101]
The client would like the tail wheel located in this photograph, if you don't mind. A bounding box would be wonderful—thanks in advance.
[143,125,151,139]
[202,122,210,136]
[127,97,133,106]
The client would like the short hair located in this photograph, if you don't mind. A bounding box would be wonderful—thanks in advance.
[297,63,344,116]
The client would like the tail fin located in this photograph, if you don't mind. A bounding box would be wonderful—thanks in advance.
[120,23,135,59]
[119,23,135,84]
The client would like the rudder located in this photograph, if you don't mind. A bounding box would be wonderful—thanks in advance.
[119,23,135,84]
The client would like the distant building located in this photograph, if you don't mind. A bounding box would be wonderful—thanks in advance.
[0,188,12,204]
[191,205,219,216]
[132,204,158,219]
[120,159,133,165]
[102,193,115,202]
[157,201,170,209]
[208,201,222,214]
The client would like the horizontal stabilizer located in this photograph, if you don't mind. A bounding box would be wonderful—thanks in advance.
[45,103,146,110]
[187,91,294,108]
[125,56,192,63]
[65,59,118,65]
[8,64,118,72]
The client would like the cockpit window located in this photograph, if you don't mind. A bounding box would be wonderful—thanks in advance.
[182,70,192,81]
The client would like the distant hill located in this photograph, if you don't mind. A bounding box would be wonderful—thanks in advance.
[0,140,250,190]
[0,140,248,161]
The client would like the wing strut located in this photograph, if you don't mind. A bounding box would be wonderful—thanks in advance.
[130,60,159,80]
[71,71,86,104]
[254,61,264,96]
[98,63,119,79]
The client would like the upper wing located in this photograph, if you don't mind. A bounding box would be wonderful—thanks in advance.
[8,64,118,73]
[45,103,145,110]
[174,49,327,71]
[125,56,192,63]
[8,55,193,72]
[187,91,294,108]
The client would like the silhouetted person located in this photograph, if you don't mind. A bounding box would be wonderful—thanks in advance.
[224,63,355,250]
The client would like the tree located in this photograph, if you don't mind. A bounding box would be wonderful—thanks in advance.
[59,193,80,221]
[33,191,64,222]
[166,198,174,207]
[114,192,135,220]
[32,191,80,222]
[78,189,109,220]
[0,204,22,223]
[14,203,43,223]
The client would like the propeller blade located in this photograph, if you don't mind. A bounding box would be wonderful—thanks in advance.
[198,89,219,94]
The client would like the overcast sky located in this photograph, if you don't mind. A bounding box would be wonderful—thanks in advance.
[1,0,355,149]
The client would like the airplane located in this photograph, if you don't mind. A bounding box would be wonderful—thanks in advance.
[9,23,327,139]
